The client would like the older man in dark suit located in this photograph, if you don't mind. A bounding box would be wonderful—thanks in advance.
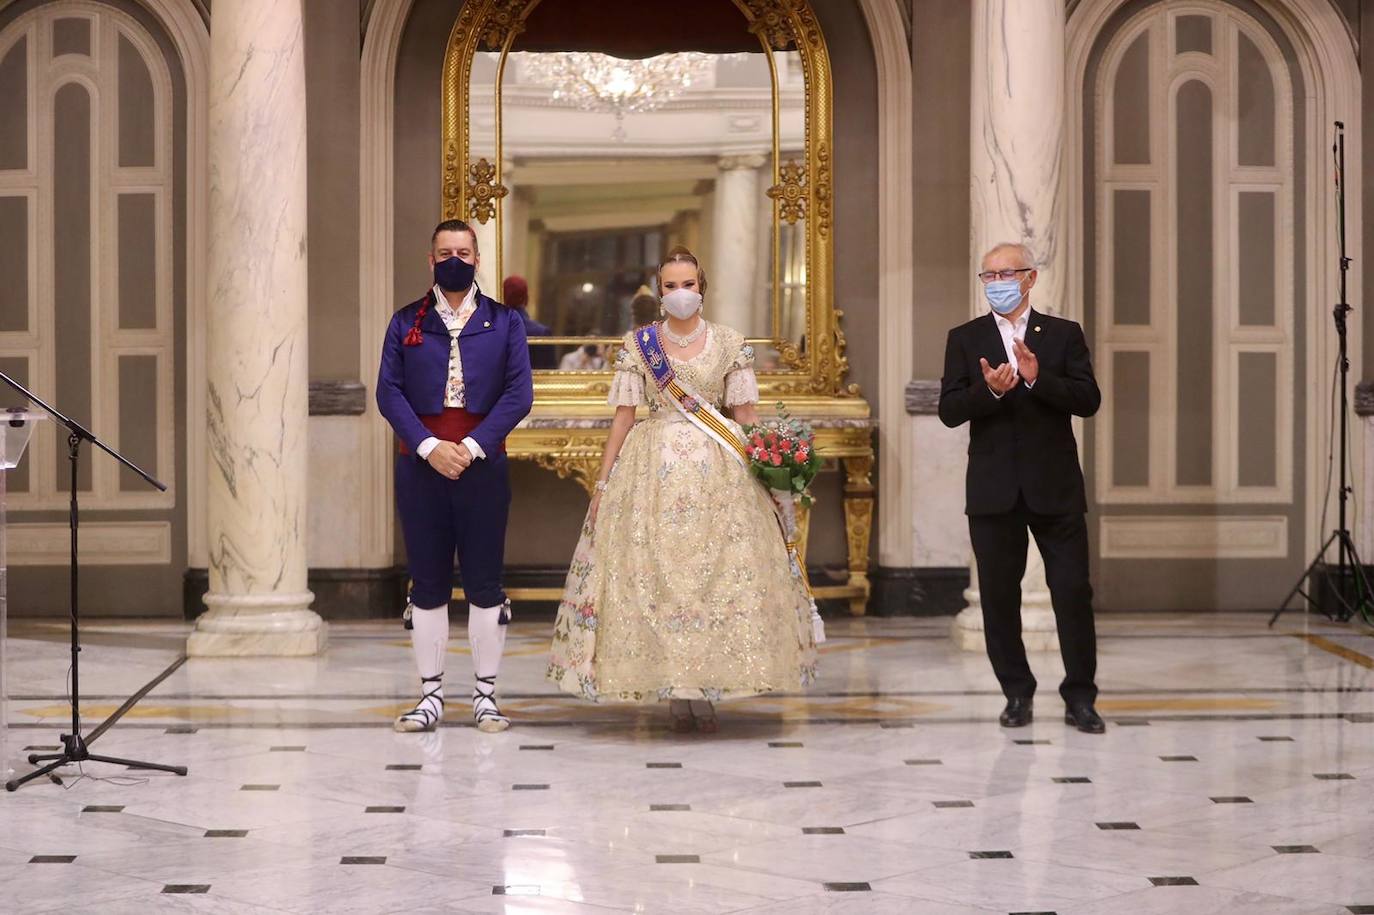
[939,242,1104,734]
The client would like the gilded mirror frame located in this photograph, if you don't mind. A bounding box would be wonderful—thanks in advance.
[439,0,856,404]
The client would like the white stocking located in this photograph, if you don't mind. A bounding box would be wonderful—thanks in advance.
[469,600,511,731]
[394,602,448,731]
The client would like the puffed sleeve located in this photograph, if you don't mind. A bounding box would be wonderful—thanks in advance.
[724,342,759,407]
[607,339,647,407]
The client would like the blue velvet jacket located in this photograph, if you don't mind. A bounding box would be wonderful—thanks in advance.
[376,288,534,457]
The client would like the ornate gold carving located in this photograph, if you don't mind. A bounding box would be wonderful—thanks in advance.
[841,455,874,616]
[466,158,508,225]
[441,140,463,219]
[740,0,797,51]
[480,0,529,51]
[529,453,602,495]
[767,158,808,225]
[812,142,832,240]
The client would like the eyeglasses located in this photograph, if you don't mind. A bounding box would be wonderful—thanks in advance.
[977,268,1034,283]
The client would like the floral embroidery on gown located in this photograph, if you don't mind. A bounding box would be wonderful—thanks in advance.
[547,322,818,702]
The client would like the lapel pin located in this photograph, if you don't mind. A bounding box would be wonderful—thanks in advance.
[1034,325,1042,333]
[483,321,491,328]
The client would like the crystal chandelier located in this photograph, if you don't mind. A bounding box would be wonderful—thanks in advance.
[515,52,720,138]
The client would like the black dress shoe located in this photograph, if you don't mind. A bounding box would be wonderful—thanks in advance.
[1065,703,1106,734]
[999,697,1033,728]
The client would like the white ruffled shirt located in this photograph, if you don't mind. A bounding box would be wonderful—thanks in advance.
[416,283,486,462]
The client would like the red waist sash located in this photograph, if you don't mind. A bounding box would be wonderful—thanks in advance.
[398,408,500,455]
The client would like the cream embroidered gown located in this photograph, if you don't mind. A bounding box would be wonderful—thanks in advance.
[548,322,818,702]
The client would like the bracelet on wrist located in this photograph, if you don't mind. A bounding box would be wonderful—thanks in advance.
[594,480,608,493]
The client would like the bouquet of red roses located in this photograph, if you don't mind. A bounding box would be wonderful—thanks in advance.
[742,403,826,644]
[742,403,822,510]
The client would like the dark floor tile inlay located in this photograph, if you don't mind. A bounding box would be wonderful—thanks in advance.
[803,827,846,835]
[970,851,1014,859]
[513,784,550,791]
[493,886,540,896]
[650,804,691,811]
[270,746,306,752]
[1211,797,1253,804]
[164,726,197,734]
[934,801,975,809]
[656,855,700,864]
[1348,906,1374,914]
[1315,773,1355,780]
[240,784,280,791]
[1160,756,1198,762]
[905,759,942,766]
[366,806,406,814]
[880,722,915,729]
[1149,877,1199,886]
[769,741,804,748]
[1114,720,1151,726]
[23,745,60,751]
[1053,777,1091,784]
[386,764,422,771]
[205,830,249,838]
[505,829,546,837]
[1097,822,1141,830]
[162,885,211,894]
[30,856,76,864]
[824,883,872,892]
[341,857,387,865]
[646,762,682,769]
[82,805,124,813]
[1014,739,1051,745]
[520,745,555,751]
[1259,736,1295,742]
[784,781,823,788]
[1273,845,1320,854]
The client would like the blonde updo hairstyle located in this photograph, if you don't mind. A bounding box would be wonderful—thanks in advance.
[657,245,708,296]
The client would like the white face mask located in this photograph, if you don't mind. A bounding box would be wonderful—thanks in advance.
[661,288,703,320]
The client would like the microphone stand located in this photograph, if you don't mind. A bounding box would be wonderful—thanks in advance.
[1,370,187,791]
[1272,122,1373,627]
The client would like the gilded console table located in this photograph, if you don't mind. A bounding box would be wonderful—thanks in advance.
[506,406,876,616]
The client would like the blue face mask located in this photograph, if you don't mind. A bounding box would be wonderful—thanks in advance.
[984,278,1025,315]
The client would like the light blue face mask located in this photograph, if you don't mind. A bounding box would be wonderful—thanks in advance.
[984,278,1025,315]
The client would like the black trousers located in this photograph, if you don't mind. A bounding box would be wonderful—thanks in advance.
[968,494,1098,705]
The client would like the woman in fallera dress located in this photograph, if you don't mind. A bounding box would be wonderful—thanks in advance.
[548,247,817,732]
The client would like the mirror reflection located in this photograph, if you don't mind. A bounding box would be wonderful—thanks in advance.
[467,8,806,370]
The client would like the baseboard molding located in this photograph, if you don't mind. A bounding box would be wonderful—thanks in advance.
[184,567,409,621]
[869,565,969,616]
[181,565,967,621]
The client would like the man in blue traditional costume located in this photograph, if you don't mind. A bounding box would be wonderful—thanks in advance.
[376,219,534,732]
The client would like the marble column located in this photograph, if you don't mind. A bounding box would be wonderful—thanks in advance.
[710,153,767,335]
[953,0,1066,653]
[190,0,325,657]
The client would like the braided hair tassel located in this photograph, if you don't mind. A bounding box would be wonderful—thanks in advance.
[403,296,430,346]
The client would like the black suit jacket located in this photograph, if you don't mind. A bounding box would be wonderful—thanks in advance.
[938,309,1101,516]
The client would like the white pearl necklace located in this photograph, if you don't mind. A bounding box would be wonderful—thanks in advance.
[662,318,706,348]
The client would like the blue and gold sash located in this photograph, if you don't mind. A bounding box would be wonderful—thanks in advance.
[634,323,749,467]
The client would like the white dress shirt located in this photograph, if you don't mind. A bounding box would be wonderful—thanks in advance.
[989,309,1035,399]
[416,283,486,462]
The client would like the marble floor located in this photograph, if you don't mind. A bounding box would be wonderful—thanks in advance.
[0,613,1372,914]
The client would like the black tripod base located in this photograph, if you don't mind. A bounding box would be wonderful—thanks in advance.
[6,732,187,792]
[1271,529,1374,626]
